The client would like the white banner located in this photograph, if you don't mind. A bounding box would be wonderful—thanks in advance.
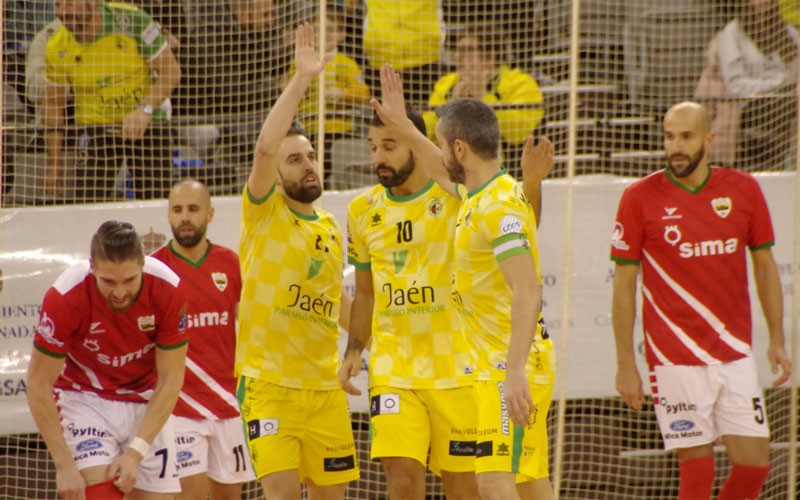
[1,174,796,435]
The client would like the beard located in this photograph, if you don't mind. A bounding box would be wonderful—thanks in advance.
[667,145,705,178]
[281,172,323,203]
[171,223,206,249]
[376,153,416,188]
[444,156,466,184]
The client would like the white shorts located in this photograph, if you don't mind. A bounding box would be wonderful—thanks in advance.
[173,416,255,483]
[56,390,180,493]
[650,356,769,451]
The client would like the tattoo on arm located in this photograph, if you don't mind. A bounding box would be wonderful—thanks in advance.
[346,339,365,353]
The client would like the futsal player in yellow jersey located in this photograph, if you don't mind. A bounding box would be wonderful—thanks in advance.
[369,66,555,500]
[235,24,359,499]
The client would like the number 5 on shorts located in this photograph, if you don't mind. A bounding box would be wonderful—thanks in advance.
[752,397,765,425]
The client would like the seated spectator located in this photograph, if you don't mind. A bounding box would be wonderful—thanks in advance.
[291,9,370,186]
[423,31,544,177]
[363,0,442,105]
[716,0,799,170]
[43,0,181,202]
[25,19,63,125]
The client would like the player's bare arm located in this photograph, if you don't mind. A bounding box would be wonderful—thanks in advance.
[498,252,542,427]
[371,64,458,198]
[520,135,554,227]
[611,262,646,411]
[248,23,333,199]
[751,247,792,386]
[27,350,86,499]
[108,343,187,493]
[339,269,375,396]
[122,44,181,141]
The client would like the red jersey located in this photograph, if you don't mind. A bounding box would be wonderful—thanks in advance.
[34,257,188,402]
[610,168,775,367]
[151,242,242,419]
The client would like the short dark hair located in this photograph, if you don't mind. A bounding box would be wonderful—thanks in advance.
[90,221,144,263]
[287,120,307,138]
[370,104,427,136]
[435,99,499,160]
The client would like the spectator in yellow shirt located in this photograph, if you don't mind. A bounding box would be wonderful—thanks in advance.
[424,32,544,178]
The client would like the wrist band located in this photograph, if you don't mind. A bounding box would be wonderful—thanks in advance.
[128,436,150,457]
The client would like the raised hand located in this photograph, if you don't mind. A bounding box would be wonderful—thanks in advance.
[521,135,555,183]
[294,23,334,80]
[369,64,409,131]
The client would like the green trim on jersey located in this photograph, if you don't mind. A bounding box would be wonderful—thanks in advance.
[247,182,277,205]
[664,167,712,194]
[33,342,68,359]
[167,240,212,268]
[610,255,640,265]
[385,179,435,202]
[468,169,506,198]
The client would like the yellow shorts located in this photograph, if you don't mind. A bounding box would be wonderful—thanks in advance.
[370,386,476,475]
[474,378,554,482]
[238,377,359,485]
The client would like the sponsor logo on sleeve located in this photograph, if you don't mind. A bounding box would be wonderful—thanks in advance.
[141,21,160,46]
[611,222,629,251]
[36,313,63,347]
[499,215,523,235]
[370,393,400,416]
[178,306,187,333]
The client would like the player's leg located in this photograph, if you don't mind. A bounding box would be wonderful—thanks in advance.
[425,386,478,500]
[370,387,431,500]
[205,417,255,500]
[306,478,348,500]
[715,356,771,499]
[173,416,211,500]
[300,389,359,499]
[261,469,302,499]
[651,364,718,500]
[515,365,556,500]
[473,381,523,500]
[238,378,303,498]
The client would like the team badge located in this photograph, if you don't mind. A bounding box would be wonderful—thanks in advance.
[427,197,444,217]
[138,315,156,332]
[211,272,228,291]
[711,197,732,219]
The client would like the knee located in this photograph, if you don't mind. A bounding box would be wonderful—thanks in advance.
[476,474,515,500]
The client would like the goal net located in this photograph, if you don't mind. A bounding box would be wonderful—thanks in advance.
[1,1,798,499]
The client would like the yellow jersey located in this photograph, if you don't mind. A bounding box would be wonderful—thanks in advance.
[452,171,552,383]
[236,184,344,390]
[44,2,167,124]
[363,0,441,70]
[347,180,474,389]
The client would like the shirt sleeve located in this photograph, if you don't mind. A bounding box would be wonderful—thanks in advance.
[479,195,535,264]
[131,7,167,62]
[746,176,776,249]
[154,281,188,349]
[33,287,80,358]
[610,186,644,263]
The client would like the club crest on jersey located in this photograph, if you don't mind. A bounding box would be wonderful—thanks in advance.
[138,315,156,332]
[427,197,444,217]
[211,272,228,291]
[711,197,732,219]
[83,339,100,352]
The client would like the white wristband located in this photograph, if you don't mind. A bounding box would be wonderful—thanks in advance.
[128,436,150,457]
